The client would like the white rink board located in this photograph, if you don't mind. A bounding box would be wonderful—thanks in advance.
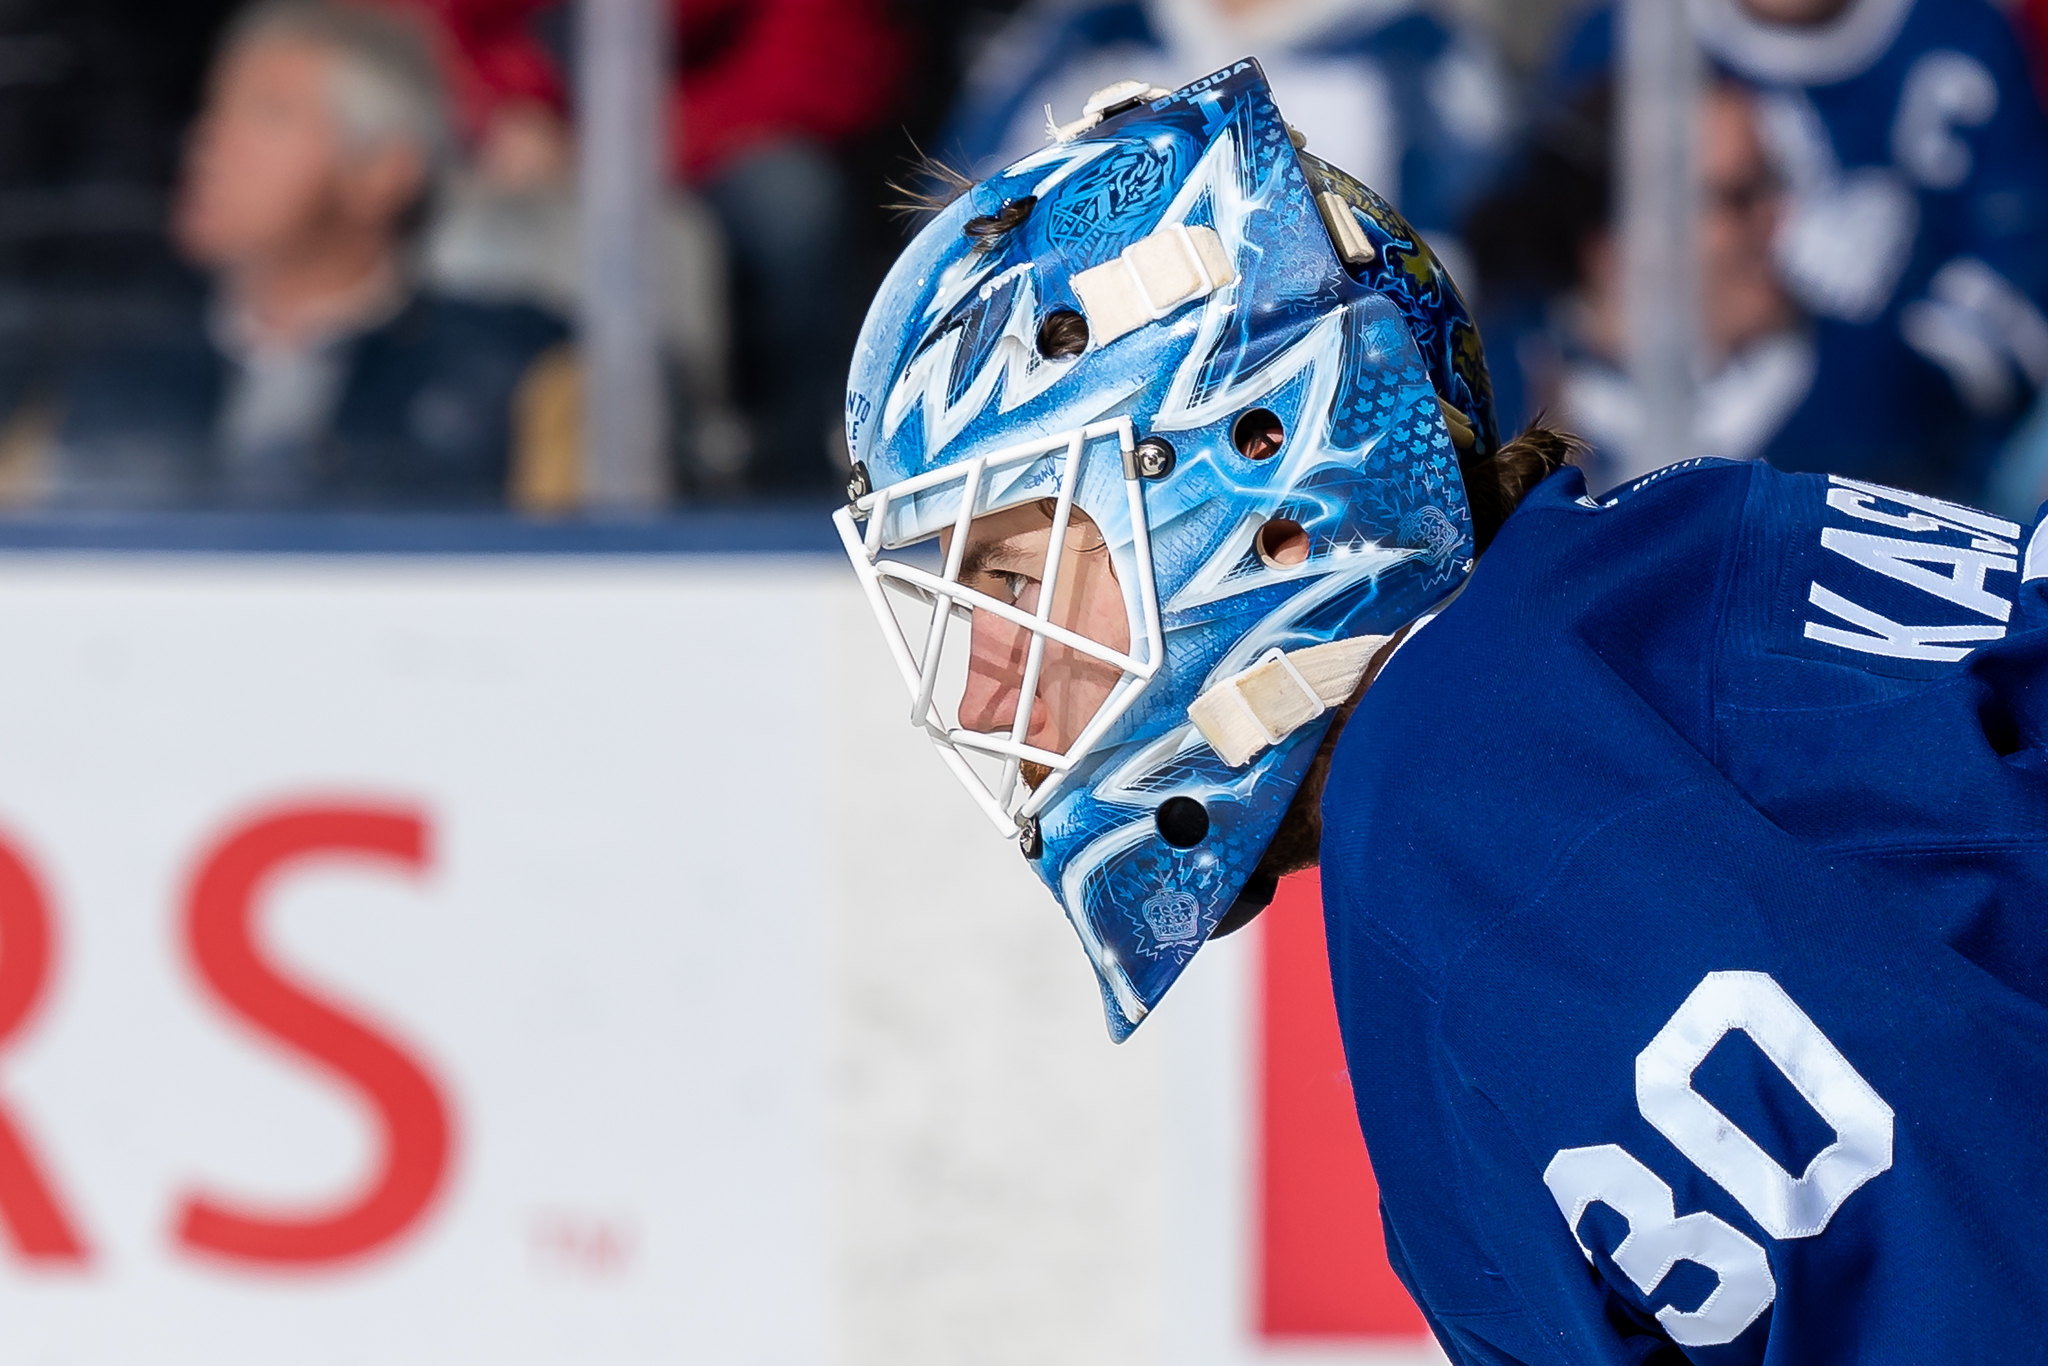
[0,553,1438,1366]
[0,559,834,1365]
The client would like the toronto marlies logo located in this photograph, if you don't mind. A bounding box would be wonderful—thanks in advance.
[1140,889,1202,949]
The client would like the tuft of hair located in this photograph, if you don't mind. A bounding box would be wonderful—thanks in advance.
[227,1,452,177]
[1458,416,1587,552]
[964,194,1036,252]
[883,147,976,224]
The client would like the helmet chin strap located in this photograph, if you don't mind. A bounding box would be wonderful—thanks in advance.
[1190,601,1460,939]
[1187,584,1467,768]
[1187,635,1391,767]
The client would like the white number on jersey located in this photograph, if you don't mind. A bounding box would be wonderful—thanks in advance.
[1637,971,1895,1240]
[1543,1144,1776,1347]
[1544,970,1894,1346]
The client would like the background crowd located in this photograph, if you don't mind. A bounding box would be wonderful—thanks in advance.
[0,0,2043,513]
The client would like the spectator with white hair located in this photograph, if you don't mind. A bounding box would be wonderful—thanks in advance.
[36,0,574,509]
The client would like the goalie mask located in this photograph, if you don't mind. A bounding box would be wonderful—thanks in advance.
[836,60,1494,1040]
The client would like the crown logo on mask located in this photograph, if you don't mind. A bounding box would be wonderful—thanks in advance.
[1141,889,1202,947]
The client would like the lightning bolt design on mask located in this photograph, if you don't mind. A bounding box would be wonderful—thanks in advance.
[839,61,1484,1042]
[882,265,1079,458]
[883,140,1128,461]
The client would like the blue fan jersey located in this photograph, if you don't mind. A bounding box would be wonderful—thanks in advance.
[1322,459,2048,1363]
[1550,0,2048,496]
[941,0,1508,250]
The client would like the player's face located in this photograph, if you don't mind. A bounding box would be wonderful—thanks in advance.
[944,501,1130,776]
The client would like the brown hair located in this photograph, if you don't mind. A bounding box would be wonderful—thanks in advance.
[882,149,974,223]
[1461,419,1586,552]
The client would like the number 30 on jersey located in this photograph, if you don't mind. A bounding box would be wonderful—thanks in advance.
[1542,971,1895,1347]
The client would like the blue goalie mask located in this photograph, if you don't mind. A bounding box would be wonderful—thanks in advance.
[836,59,1495,1040]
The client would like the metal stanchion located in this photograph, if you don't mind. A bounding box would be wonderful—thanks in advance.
[576,0,672,510]
[1621,0,1703,471]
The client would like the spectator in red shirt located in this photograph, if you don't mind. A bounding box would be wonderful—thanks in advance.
[680,0,906,490]
[386,0,908,491]
[672,0,905,184]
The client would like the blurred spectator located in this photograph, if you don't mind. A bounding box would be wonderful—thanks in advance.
[1987,0,2048,517]
[32,0,572,510]
[424,152,742,497]
[415,77,741,498]
[1469,81,1813,489]
[1547,0,2048,498]
[376,0,569,149]
[1985,385,2048,518]
[679,0,907,492]
[376,0,906,494]
[941,0,1512,267]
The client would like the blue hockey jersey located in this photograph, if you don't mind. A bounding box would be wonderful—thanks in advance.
[1322,458,2048,1362]
[1548,0,2048,497]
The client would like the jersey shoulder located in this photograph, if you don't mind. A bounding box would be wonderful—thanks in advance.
[1321,458,1757,981]
[1321,457,2036,973]
[1326,457,2048,1365]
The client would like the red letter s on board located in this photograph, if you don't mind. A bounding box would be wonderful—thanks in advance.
[176,804,455,1266]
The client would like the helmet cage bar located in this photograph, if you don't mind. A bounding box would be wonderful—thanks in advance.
[832,417,1166,835]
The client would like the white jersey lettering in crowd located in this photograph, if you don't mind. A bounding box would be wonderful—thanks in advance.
[1804,476,2022,661]
[1757,90,1919,326]
[1891,49,1999,191]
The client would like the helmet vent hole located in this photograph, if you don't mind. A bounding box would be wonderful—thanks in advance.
[1038,310,1090,360]
[1233,408,1285,461]
[964,195,1037,252]
[1156,797,1210,848]
[1255,519,1311,569]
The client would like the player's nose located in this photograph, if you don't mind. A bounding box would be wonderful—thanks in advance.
[959,609,1029,735]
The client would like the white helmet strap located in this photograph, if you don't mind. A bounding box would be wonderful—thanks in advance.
[1188,583,1466,767]
[1071,223,1236,346]
[1187,636,1389,768]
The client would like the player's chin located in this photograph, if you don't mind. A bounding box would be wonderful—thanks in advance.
[1021,760,1053,791]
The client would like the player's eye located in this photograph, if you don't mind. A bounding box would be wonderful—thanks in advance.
[989,570,1044,615]
[966,566,1036,609]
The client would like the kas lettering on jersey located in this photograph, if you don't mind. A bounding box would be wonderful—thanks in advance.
[1785,476,2023,671]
